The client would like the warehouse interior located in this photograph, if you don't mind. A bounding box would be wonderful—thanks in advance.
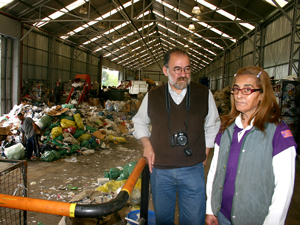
[0,0,300,224]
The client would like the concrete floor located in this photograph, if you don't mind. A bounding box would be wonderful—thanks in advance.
[285,156,300,225]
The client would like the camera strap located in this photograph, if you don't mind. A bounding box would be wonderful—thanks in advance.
[165,84,190,136]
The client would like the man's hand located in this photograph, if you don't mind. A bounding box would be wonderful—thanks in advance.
[140,137,155,173]
[205,214,219,225]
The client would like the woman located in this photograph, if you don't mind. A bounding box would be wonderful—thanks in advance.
[206,66,297,225]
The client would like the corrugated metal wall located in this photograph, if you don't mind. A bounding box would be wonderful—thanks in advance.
[0,36,13,114]
[194,7,299,90]
[141,59,168,84]
[22,29,100,89]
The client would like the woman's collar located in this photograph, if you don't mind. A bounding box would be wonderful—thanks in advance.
[235,114,254,130]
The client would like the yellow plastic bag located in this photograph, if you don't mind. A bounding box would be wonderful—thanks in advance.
[95,180,126,192]
[51,126,62,139]
[95,179,141,193]
[74,113,84,130]
[77,134,92,142]
[108,134,126,143]
[60,119,76,129]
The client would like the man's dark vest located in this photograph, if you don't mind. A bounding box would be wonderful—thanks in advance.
[148,82,208,169]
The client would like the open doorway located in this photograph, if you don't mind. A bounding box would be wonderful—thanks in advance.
[101,67,120,89]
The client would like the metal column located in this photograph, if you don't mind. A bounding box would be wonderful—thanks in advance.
[48,36,55,87]
[253,25,263,67]
[288,0,300,77]
[234,41,242,72]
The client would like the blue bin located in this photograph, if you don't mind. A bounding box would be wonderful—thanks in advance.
[127,210,156,225]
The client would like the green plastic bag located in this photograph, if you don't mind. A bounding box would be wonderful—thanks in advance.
[73,129,86,139]
[44,130,51,135]
[104,167,122,180]
[85,125,97,133]
[91,139,101,148]
[43,135,51,143]
[39,114,54,129]
[116,161,137,181]
[59,114,74,121]
[123,161,138,175]
[58,149,68,156]
[41,150,60,162]
[52,150,61,160]
[51,140,63,147]
[68,144,80,155]
[81,139,90,148]
[116,171,130,181]
[62,104,74,109]
[71,144,80,151]
[49,123,60,129]
[41,151,56,162]
[54,134,64,141]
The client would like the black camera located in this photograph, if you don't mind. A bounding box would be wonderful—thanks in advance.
[170,132,188,147]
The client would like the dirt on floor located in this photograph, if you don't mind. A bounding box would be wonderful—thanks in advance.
[25,136,144,225]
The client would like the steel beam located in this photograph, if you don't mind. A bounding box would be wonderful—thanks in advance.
[288,0,300,76]
[48,36,55,86]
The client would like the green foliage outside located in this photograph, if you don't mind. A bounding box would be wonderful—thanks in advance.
[101,68,119,88]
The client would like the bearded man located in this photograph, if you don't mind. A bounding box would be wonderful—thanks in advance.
[133,48,220,225]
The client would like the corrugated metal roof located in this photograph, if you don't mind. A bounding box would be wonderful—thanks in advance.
[0,0,289,72]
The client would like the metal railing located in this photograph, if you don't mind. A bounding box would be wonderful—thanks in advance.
[0,157,151,224]
[0,159,27,225]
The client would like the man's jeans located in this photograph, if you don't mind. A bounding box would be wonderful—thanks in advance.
[150,162,206,225]
[26,136,37,159]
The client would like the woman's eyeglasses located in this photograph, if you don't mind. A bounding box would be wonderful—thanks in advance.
[230,87,262,95]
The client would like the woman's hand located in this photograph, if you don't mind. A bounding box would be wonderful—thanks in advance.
[205,214,219,225]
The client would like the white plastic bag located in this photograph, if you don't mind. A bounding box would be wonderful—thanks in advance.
[4,143,26,160]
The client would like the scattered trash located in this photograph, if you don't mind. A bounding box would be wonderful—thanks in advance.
[97,178,109,185]
[67,184,78,190]
[65,156,77,162]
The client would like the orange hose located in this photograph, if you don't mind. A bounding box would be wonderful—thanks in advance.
[122,157,147,196]
[0,194,76,217]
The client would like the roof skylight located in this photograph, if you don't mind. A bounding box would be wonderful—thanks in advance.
[33,0,89,28]
[155,0,236,42]
[0,0,14,9]
[195,0,255,30]
[60,0,141,39]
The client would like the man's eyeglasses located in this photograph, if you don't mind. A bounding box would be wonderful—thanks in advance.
[230,87,262,95]
[167,66,191,75]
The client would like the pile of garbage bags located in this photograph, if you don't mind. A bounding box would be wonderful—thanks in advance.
[213,86,231,116]
[0,100,136,162]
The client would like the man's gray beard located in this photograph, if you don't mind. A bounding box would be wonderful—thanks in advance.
[168,73,191,90]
